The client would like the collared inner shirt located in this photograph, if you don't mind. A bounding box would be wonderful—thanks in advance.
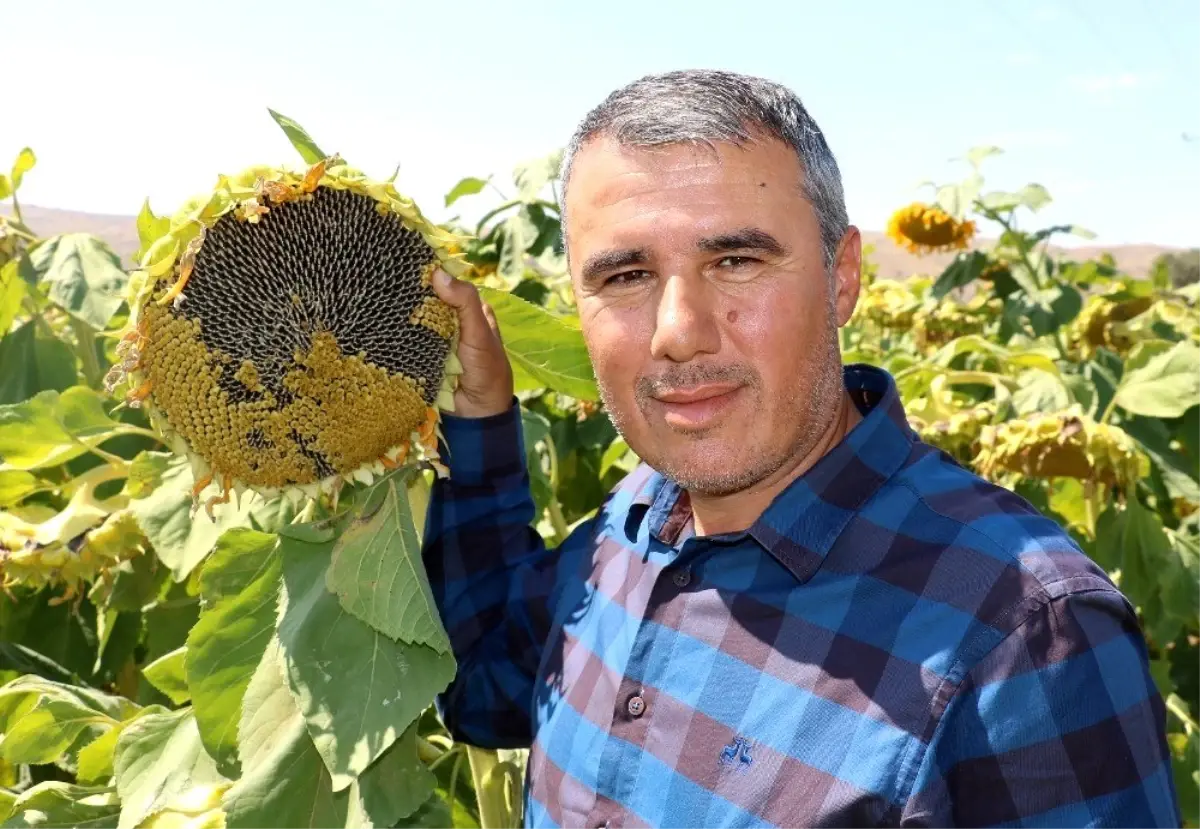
[424,364,1179,828]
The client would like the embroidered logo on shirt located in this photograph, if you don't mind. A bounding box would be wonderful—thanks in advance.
[719,736,754,771]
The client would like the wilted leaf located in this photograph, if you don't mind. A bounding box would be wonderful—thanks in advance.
[27,234,129,330]
[186,537,281,776]
[478,286,598,401]
[326,477,450,652]
[1115,340,1200,419]
[1,782,121,828]
[267,109,326,166]
[0,320,80,405]
[142,646,190,705]
[276,533,456,790]
[129,453,292,582]
[113,708,228,829]
[444,177,488,208]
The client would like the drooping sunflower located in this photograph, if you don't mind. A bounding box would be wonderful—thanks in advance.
[886,202,977,256]
[106,156,469,516]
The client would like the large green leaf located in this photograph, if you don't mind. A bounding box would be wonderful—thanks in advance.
[1122,416,1200,503]
[27,234,129,330]
[478,285,598,401]
[0,469,45,507]
[128,452,293,582]
[186,531,282,777]
[1114,340,1200,419]
[0,675,137,732]
[1011,369,1071,415]
[326,476,450,653]
[931,251,989,300]
[276,533,456,790]
[76,706,168,784]
[0,386,128,469]
[1,782,121,828]
[224,638,433,829]
[112,707,228,829]
[0,320,79,405]
[267,109,326,166]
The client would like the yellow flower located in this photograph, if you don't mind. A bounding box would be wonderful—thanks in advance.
[886,202,977,256]
[106,156,471,517]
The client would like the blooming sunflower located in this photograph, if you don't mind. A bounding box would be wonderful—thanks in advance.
[886,202,977,256]
[106,156,470,516]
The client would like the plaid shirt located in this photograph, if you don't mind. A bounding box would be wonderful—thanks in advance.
[424,364,1180,827]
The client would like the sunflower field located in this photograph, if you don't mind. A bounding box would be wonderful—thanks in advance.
[0,117,1196,828]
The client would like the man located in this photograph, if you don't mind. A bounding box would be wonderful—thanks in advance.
[424,69,1180,827]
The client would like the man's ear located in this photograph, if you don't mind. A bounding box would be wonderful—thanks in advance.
[832,226,862,327]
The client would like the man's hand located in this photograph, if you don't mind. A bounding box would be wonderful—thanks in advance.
[432,268,514,418]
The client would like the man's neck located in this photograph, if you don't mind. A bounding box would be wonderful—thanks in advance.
[688,390,864,537]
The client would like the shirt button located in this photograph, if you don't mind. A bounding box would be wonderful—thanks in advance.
[672,568,691,587]
[627,694,646,717]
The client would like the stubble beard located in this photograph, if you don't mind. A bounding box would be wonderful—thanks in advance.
[597,304,846,498]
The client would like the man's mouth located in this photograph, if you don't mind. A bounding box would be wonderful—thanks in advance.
[650,383,743,430]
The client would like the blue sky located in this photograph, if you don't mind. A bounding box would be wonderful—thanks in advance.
[4,0,1197,248]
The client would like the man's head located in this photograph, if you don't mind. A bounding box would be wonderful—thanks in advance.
[561,69,863,497]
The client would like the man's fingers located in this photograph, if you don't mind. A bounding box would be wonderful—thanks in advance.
[432,268,494,345]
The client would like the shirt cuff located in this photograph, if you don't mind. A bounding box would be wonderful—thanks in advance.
[437,398,527,486]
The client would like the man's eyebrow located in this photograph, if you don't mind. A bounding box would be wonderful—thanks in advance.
[697,227,788,257]
[579,247,649,285]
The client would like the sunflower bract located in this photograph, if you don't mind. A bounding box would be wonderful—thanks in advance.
[111,161,469,507]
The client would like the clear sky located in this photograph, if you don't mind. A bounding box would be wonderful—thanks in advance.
[3,0,1198,248]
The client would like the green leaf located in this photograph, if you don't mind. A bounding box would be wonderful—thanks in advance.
[1012,369,1071,415]
[267,109,326,166]
[9,149,35,192]
[513,150,562,202]
[444,177,489,208]
[135,199,170,262]
[142,647,190,705]
[0,469,45,507]
[198,528,279,602]
[1,782,121,828]
[394,793,455,829]
[76,706,167,785]
[113,708,228,829]
[520,407,554,512]
[224,638,431,829]
[0,673,138,732]
[276,533,456,790]
[0,387,126,470]
[1162,529,1199,629]
[478,286,598,401]
[0,176,10,202]
[0,260,26,337]
[1122,416,1200,503]
[1017,183,1052,212]
[27,234,129,330]
[1114,340,1200,419]
[129,453,293,582]
[966,146,1003,168]
[88,551,168,613]
[186,537,281,777]
[326,477,450,652]
[0,697,115,766]
[931,251,989,300]
[497,210,540,282]
[0,788,12,823]
[0,320,80,405]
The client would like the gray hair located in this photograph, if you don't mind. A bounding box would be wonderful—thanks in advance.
[559,69,850,270]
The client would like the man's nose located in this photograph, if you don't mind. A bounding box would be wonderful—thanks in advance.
[649,273,721,363]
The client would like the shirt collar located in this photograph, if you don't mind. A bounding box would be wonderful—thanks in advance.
[624,364,915,583]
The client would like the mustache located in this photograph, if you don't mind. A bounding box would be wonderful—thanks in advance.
[635,363,759,401]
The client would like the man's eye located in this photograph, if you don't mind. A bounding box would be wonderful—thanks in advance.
[605,270,649,286]
[717,256,756,269]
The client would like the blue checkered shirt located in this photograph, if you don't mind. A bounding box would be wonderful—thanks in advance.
[423,364,1180,827]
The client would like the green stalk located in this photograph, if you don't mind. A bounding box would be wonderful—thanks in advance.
[10,188,23,226]
[466,746,514,829]
[542,432,570,545]
[1167,694,1199,734]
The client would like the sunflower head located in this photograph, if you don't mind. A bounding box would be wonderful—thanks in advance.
[106,157,471,515]
[886,202,977,256]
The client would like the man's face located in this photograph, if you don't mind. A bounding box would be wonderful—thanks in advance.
[565,134,862,496]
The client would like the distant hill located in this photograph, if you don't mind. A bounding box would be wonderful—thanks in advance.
[4,203,1180,278]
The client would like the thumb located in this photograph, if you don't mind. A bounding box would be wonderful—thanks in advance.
[431,268,495,347]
